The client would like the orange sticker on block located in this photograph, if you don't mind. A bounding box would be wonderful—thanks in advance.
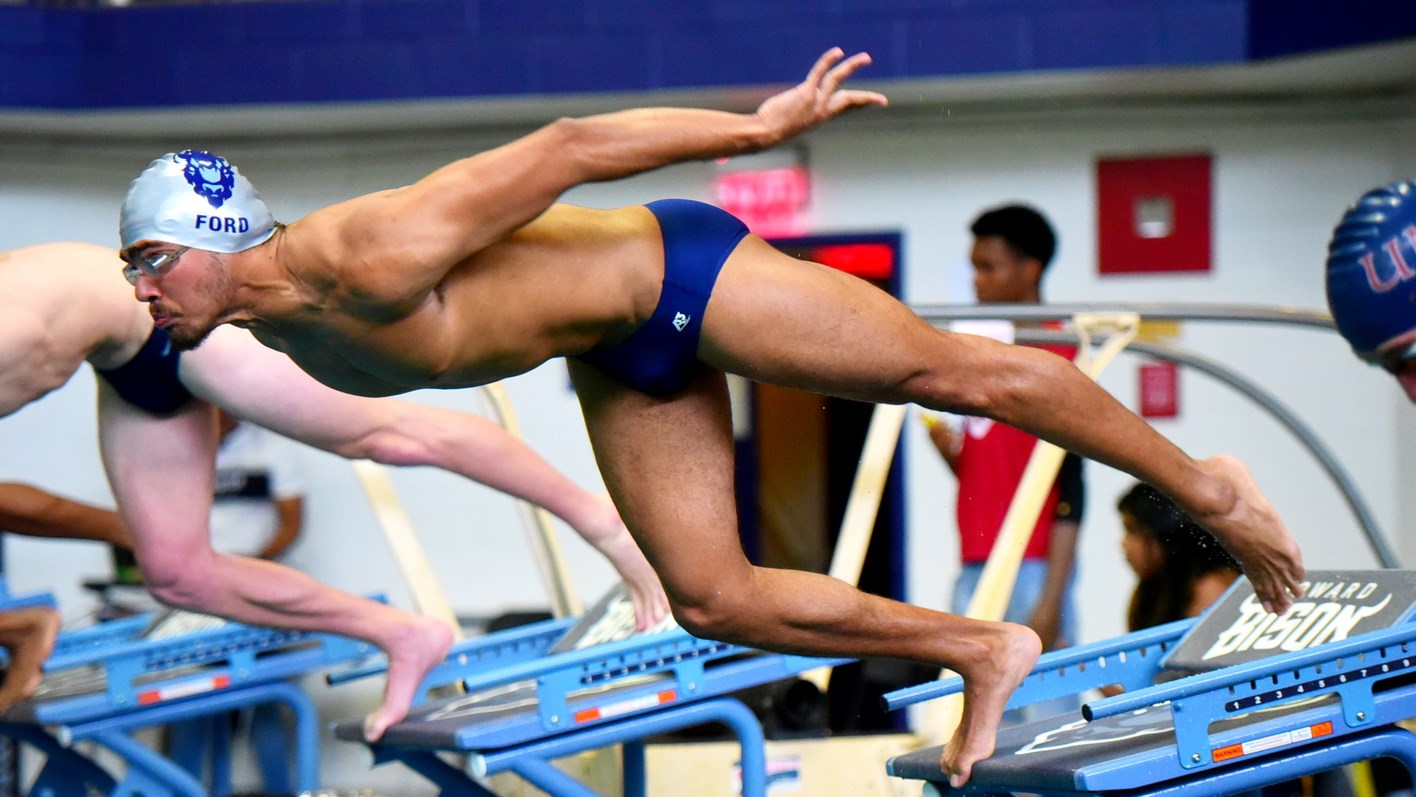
[573,689,678,724]
[1211,742,1242,762]
[137,674,232,705]
[1212,721,1333,763]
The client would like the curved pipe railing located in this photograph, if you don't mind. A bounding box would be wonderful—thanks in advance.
[911,303,1398,568]
[911,302,1335,330]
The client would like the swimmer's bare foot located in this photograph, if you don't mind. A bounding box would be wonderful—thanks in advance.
[1190,455,1305,614]
[362,614,454,742]
[0,606,62,713]
[939,621,1041,788]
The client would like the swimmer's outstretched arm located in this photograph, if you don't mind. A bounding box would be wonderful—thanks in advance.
[317,48,886,305]
[0,482,133,549]
[96,382,452,740]
[179,326,668,627]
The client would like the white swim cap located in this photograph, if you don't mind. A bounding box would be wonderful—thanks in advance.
[120,150,277,253]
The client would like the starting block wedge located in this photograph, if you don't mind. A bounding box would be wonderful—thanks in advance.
[330,585,850,796]
[885,570,1416,795]
[1,602,377,796]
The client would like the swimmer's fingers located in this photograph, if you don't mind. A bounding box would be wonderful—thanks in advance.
[803,47,847,92]
[818,51,869,95]
[757,48,884,141]
[1271,551,1307,614]
[1233,544,1305,615]
[825,89,890,116]
[627,576,671,632]
[821,62,887,115]
[815,50,888,113]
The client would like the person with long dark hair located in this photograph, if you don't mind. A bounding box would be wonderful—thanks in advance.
[1117,483,1240,632]
[1115,485,1373,797]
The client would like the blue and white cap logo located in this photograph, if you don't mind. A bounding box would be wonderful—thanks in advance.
[121,150,277,254]
[1326,181,1416,353]
[179,149,237,209]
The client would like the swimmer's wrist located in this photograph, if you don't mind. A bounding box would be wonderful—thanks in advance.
[746,111,787,151]
[1182,458,1240,522]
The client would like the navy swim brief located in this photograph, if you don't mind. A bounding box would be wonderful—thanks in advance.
[575,199,749,396]
[94,327,194,416]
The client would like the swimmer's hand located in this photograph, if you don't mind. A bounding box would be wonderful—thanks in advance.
[598,525,670,631]
[755,48,888,145]
[0,606,61,715]
[580,495,670,631]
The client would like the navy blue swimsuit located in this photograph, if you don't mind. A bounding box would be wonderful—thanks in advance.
[94,327,194,416]
[575,199,749,396]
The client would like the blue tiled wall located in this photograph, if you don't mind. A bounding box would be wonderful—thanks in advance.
[1,0,1411,109]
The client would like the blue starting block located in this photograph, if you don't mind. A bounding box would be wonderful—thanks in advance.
[329,586,850,797]
[1,602,376,797]
[885,570,1416,796]
[0,591,57,616]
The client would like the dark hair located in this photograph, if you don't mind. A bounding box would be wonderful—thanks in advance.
[1118,483,1240,631]
[969,204,1057,270]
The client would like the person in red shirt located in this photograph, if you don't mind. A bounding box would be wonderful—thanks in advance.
[925,205,1085,654]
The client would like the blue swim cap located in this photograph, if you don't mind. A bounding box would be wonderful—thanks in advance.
[121,150,276,254]
[1326,181,1416,353]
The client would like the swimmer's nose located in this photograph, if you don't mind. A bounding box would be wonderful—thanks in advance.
[132,273,161,302]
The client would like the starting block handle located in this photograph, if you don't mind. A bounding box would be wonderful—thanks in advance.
[0,592,57,612]
[50,614,153,660]
[45,622,279,672]
[46,595,387,677]
[432,628,738,707]
[1086,621,1416,723]
[325,615,574,687]
[883,618,1194,712]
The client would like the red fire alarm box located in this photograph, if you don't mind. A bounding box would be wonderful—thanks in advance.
[1139,361,1180,419]
[1097,154,1212,275]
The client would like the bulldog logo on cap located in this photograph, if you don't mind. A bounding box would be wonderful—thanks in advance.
[178,149,237,209]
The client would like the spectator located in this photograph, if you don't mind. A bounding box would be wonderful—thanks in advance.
[1116,482,1239,632]
[924,204,1086,653]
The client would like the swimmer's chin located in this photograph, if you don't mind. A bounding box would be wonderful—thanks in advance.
[163,322,216,351]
